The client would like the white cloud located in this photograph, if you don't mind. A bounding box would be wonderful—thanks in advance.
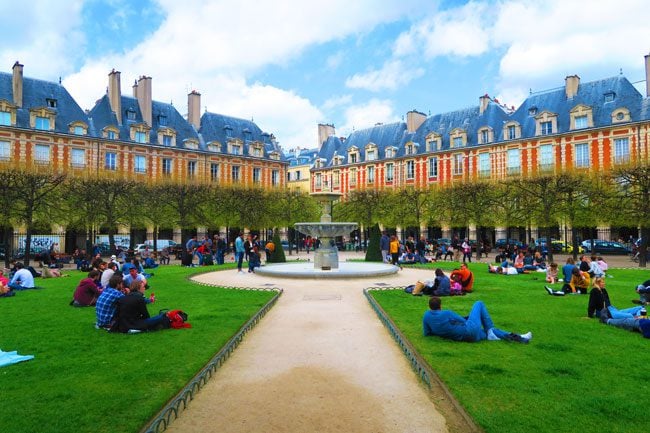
[345,60,425,92]
[322,94,353,111]
[325,51,345,70]
[338,99,398,136]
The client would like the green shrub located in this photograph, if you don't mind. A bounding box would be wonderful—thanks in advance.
[365,223,383,261]
[267,231,286,263]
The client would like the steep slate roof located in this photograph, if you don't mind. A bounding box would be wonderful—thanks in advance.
[88,95,199,147]
[0,72,91,134]
[199,112,282,157]
[287,147,319,166]
[511,75,644,137]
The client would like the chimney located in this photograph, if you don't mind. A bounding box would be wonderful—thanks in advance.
[406,110,426,133]
[479,94,490,115]
[318,123,335,148]
[645,53,650,97]
[565,75,580,99]
[135,76,152,126]
[187,90,201,129]
[12,61,23,108]
[108,69,122,124]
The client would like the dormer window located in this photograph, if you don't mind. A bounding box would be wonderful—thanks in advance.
[269,151,280,161]
[243,128,252,141]
[570,105,593,130]
[108,130,116,139]
[611,108,631,123]
[35,116,50,130]
[478,127,493,144]
[528,107,538,116]
[46,98,57,108]
[135,131,146,143]
[535,111,558,136]
[70,121,87,136]
[0,101,16,126]
[503,122,520,141]
[0,110,10,126]
[231,143,241,155]
[604,92,616,103]
[163,135,172,146]
[366,149,375,161]
[314,159,322,169]
[103,126,119,140]
[224,126,232,138]
[158,115,167,126]
[425,133,441,151]
[31,107,56,131]
[207,143,220,152]
[126,109,136,121]
[405,143,416,155]
[184,140,198,150]
[450,129,467,148]
[333,155,342,166]
[385,147,395,158]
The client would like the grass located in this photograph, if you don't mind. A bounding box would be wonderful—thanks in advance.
[370,261,650,433]
[0,264,276,433]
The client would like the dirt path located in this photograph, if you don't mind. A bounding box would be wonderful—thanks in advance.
[166,268,450,433]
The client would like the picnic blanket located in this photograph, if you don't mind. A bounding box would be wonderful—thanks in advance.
[0,349,34,367]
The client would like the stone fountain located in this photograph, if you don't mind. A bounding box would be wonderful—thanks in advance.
[255,191,398,279]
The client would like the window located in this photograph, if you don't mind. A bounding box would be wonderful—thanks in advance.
[405,144,415,155]
[478,153,490,177]
[71,148,85,167]
[34,144,50,163]
[426,135,440,151]
[507,148,521,175]
[453,154,463,175]
[315,173,322,188]
[187,160,197,177]
[528,107,538,116]
[406,160,415,179]
[134,155,146,173]
[253,167,261,183]
[385,163,394,182]
[163,135,172,146]
[333,171,340,187]
[367,150,376,161]
[231,165,240,182]
[231,144,241,155]
[350,153,357,163]
[574,115,588,129]
[74,126,85,135]
[126,109,136,121]
[540,121,553,135]
[272,170,279,186]
[452,136,463,148]
[575,143,589,168]
[349,168,357,186]
[105,152,117,170]
[480,129,489,144]
[385,148,394,158]
[135,131,146,143]
[210,163,219,182]
[508,125,516,140]
[252,146,262,157]
[295,171,301,180]
[367,166,375,184]
[107,130,116,140]
[539,144,553,170]
[158,115,167,126]
[0,141,10,160]
[428,157,438,178]
[224,126,232,138]
[35,116,50,130]
[614,138,630,164]
[0,111,11,126]
[604,92,615,103]
[162,158,172,176]
[46,98,57,108]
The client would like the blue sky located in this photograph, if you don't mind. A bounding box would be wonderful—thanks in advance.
[1,0,648,150]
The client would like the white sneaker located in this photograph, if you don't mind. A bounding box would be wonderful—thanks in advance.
[487,328,501,341]
[520,331,532,341]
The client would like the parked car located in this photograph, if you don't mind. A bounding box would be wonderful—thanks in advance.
[583,240,630,255]
[550,240,584,254]
[495,239,524,248]
[436,238,451,246]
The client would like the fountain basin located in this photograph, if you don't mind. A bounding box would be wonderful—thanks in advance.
[255,261,398,279]
[293,222,358,238]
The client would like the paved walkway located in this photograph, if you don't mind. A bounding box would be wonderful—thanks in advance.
[166,265,450,433]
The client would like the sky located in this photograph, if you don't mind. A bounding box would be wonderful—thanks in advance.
[1,0,649,151]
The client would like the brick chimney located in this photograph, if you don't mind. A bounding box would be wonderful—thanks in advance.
[318,123,335,149]
[135,76,152,126]
[12,61,23,108]
[645,53,650,97]
[406,110,426,133]
[479,94,490,115]
[565,75,580,99]
[187,90,201,129]
[108,69,122,124]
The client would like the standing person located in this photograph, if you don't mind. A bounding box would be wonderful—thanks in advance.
[264,239,275,262]
[305,236,312,254]
[235,232,246,273]
[380,231,390,263]
[216,234,227,265]
[416,235,427,259]
[405,236,415,254]
[389,235,401,270]
[423,297,532,343]
[184,235,197,267]
[461,238,472,263]
[7,262,35,290]
[451,235,461,262]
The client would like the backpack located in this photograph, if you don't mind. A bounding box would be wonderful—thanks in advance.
[166,309,191,329]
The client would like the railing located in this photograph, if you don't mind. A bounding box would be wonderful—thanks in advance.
[140,286,283,433]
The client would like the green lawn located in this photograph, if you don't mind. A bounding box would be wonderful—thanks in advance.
[371,262,650,433]
[0,265,276,433]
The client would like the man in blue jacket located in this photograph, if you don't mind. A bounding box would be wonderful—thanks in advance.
[423,297,532,343]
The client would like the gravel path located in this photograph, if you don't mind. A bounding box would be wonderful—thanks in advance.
[166,267,450,433]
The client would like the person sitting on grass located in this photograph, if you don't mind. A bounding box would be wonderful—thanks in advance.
[398,251,417,265]
[1,281,15,297]
[100,262,118,289]
[546,267,590,296]
[562,257,576,283]
[70,270,102,307]
[599,309,650,339]
[588,277,645,319]
[123,267,147,289]
[449,263,474,293]
[546,262,559,284]
[633,279,650,305]
[413,268,451,296]
[423,296,532,343]
[0,269,9,286]
[7,262,36,291]
[95,274,127,330]
[488,263,521,275]
[111,280,168,333]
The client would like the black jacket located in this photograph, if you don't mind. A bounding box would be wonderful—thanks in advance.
[114,292,150,332]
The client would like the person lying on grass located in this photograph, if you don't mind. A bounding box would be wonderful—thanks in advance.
[423,296,532,343]
[70,270,102,307]
[111,280,167,333]
[587,277,646,319]
[599,308,650,339]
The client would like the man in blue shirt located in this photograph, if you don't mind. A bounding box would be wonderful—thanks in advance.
[380,231,390,263]
[95,274,126,329]
[235,232,246,272]
[423,297,532,343]
[8,262,35,290]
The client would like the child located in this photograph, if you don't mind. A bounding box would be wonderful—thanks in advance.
[546,262,559,284]
[450,274,463,295]
[248,245,261,273]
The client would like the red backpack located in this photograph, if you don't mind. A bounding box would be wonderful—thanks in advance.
[166,310,191,329]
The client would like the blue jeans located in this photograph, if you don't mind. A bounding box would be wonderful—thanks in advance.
[8,283,36,291]
[467,301,510,341]
[217,249,225,265]
[606,317,640,332]
[608,305,643,319]
[236,251,244,270]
